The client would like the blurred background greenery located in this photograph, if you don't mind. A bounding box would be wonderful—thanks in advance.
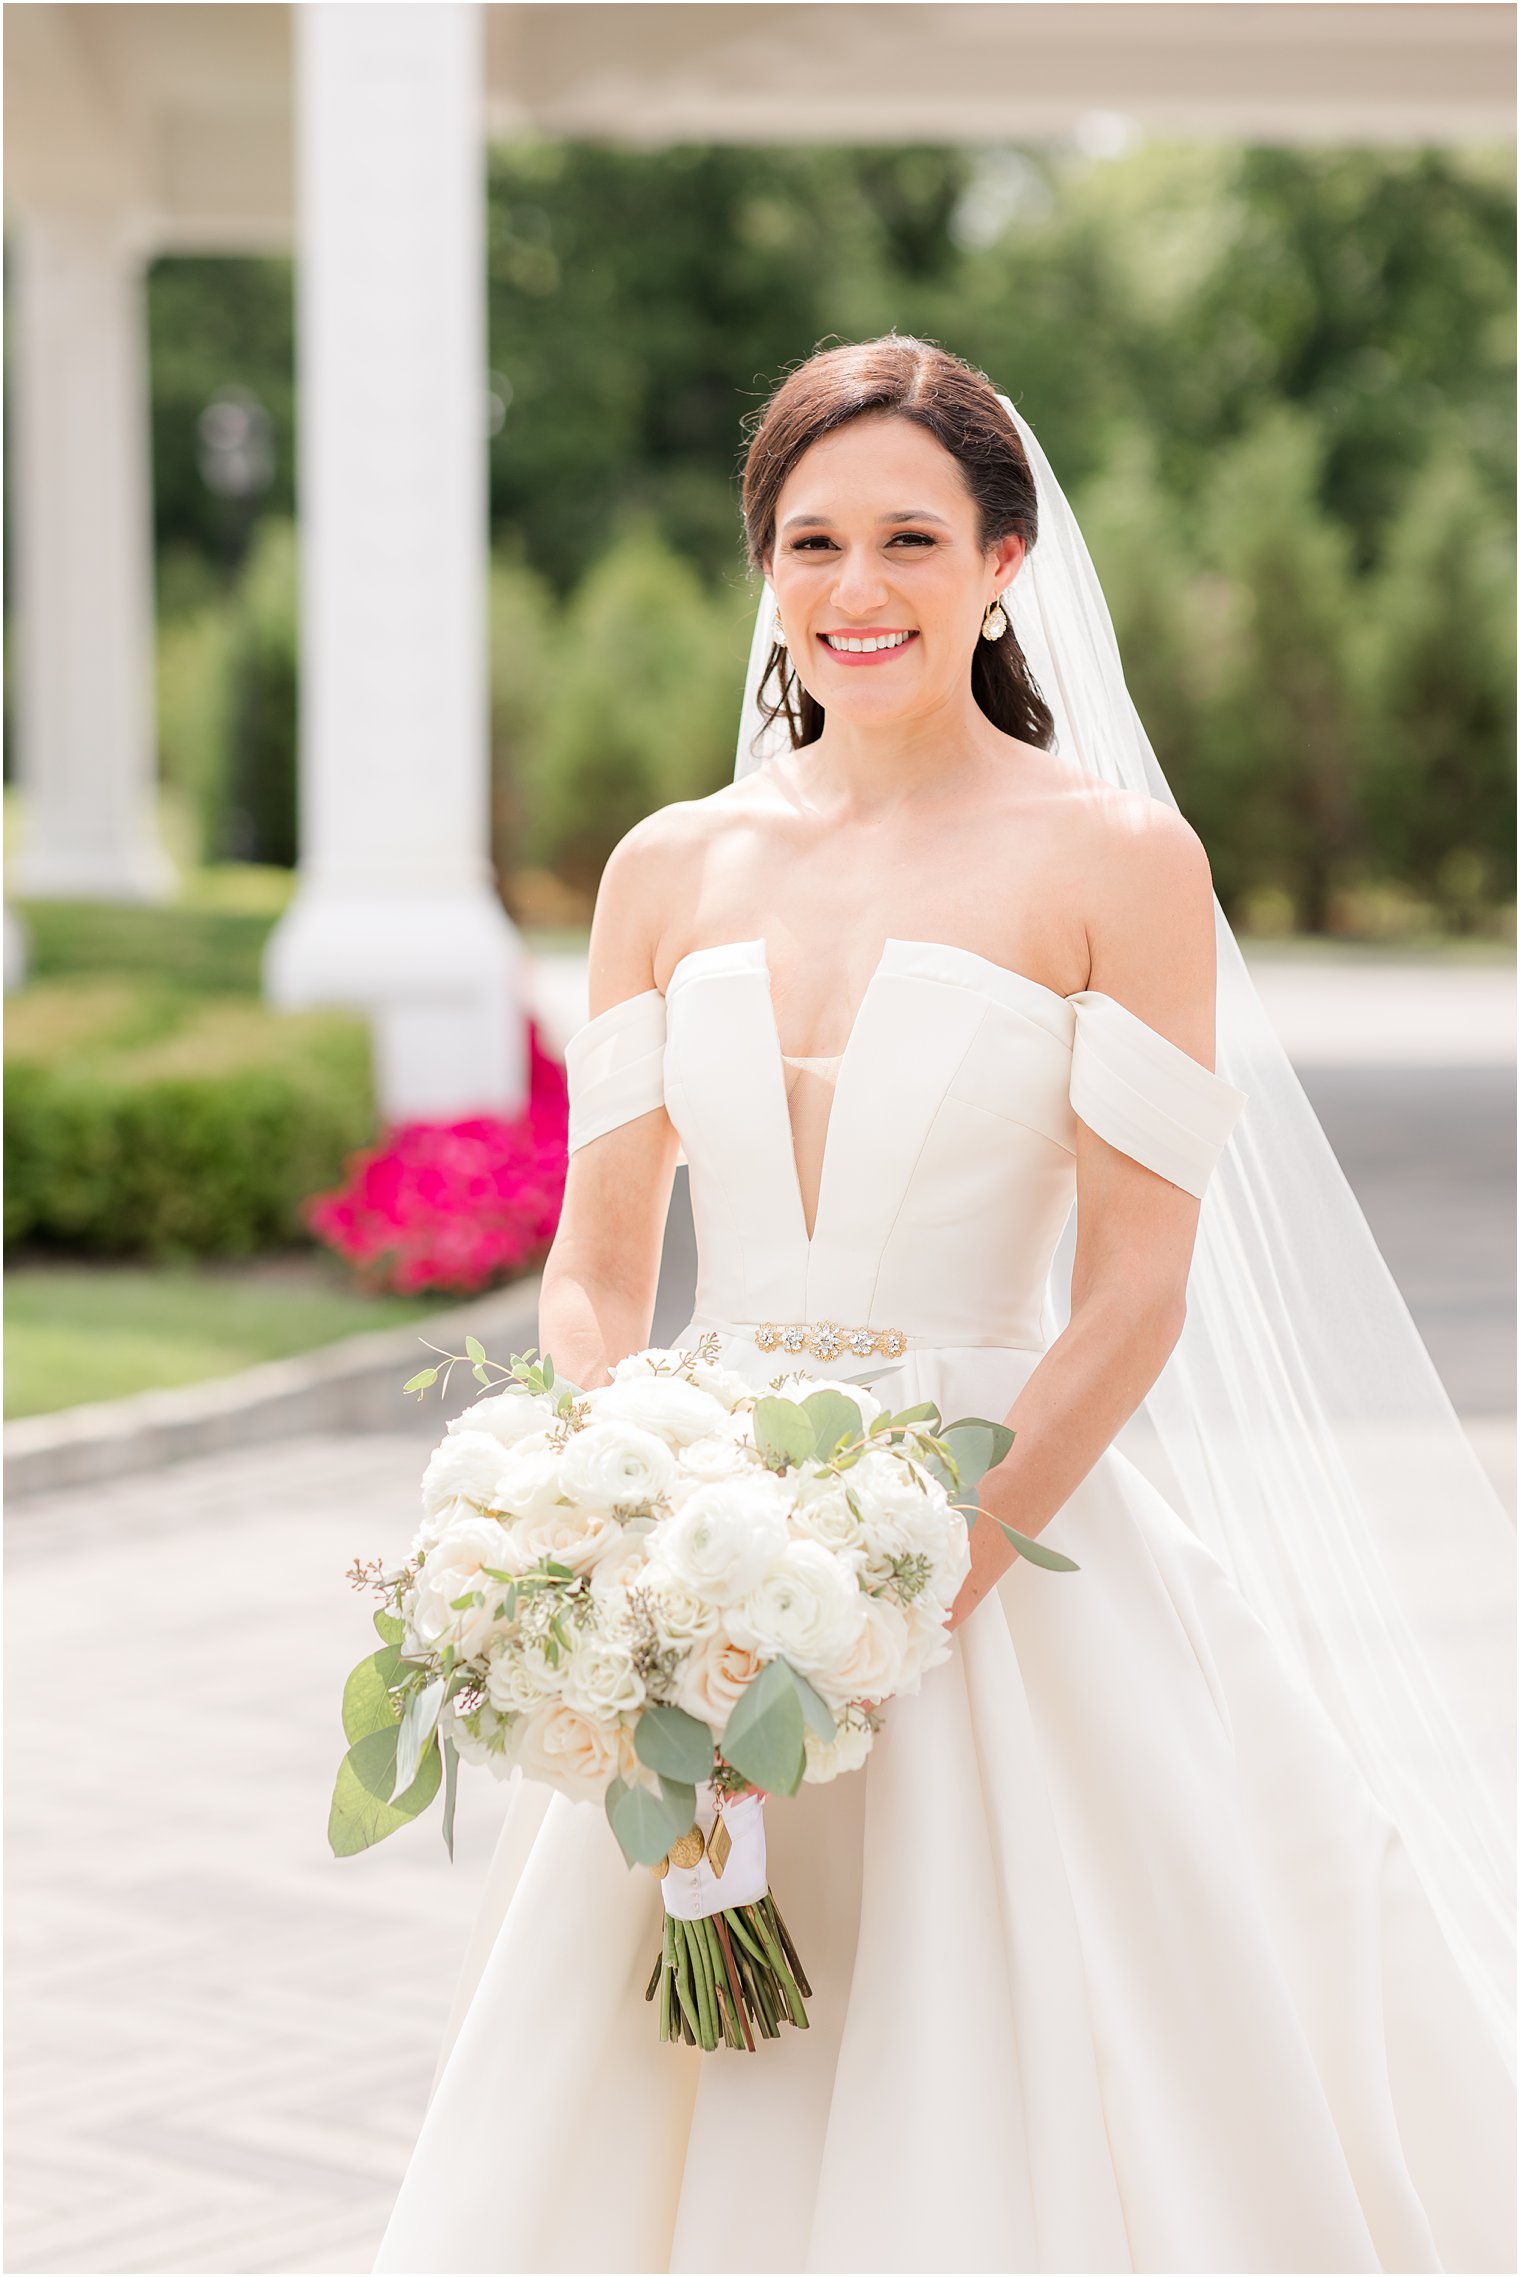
[5,134,1515,1415]
[139,136,1516,935]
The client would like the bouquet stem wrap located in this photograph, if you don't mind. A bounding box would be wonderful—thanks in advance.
[647,1785,811,2051]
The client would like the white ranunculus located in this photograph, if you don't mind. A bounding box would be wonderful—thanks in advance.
[447,1390,556,1450]
[417,1430,512,1548]
[510,1500,624,1577]
[845,1450,969,1601]
[591,1374,729,1450]
[560,1634,645,1722]
[557,1419,676,1515]
[674,1632,767,1733]
[609,1349,754,1414]
[492,1440,568,1527]
[802,1717,876,1784]
[440,1698,520,1779]
[484,1638,564,1713]
[512,1701,627,1802]
[406,1515,519,1658]
[725,1538,866,1677]
[641,1562,721,1647]
[652,1474,791,1606]
[812,1593,911,1711]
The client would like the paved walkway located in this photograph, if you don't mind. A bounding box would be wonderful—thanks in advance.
[5,1434,515,2276]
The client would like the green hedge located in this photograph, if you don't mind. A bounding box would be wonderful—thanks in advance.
[5,984,375,1259]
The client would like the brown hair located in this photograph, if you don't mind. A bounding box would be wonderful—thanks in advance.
[739,335,1056,756]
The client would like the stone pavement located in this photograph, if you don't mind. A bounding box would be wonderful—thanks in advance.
[5,1433,515,2276]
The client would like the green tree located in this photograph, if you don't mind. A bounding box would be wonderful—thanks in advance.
[1356,446,1517,919]
[1196,409,1364,930]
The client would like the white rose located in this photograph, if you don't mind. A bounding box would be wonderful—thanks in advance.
[440,1698,520,1778]
[492,1441,568,1527]
[560,1635,645,1722]
[587,1529,656,1600]
[641,1562,721,1647]
[484,1638,564,1713]
[406,1516,518,1658]
[653,1474,791,1606]
[813,1594,910,1710]
[678,1358,758,1412]
[788,1477,866,1558]
[447,1390,556,1449]
[512,1701,628,1802]
[671,1428,755,1489]
[591,1374,729,1449]
[417,1430,510,1548]
[510,1500,624,1577]
[557,1419,677,1515]
[725,1538,866,1677]
[674,1632,767,1733]
[802,1717,876,1785]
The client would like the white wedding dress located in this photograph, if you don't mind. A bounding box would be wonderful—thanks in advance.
[374,934,1515,2276]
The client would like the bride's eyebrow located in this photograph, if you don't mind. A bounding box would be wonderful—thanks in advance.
[780,509,952,532]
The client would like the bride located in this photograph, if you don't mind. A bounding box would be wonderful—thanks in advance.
[374,337,1515,2273]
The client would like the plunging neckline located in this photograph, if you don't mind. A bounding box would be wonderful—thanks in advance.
[662,936,1079,1255]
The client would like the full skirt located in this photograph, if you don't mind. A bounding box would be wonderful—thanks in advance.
[373,1340,1515,2274]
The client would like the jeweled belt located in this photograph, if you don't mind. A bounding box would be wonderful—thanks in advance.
[752,1319,907,1362]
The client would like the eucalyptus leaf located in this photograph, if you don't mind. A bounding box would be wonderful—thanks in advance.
[403,1366,439,1395]
[328,1730,442,1856]
[341,1651,401,1746]
[943,1418,1015,1495]
[346,1722,402,1805]
[998,1520,1081,1573]
[604,1774,694,1868]
[441,1735,460,1861]
[657,1775,697,1833]
[878,1401,942,1433]
[466,1335,487,1363]
[785,1663,837,1743]
[801,1390,863,1459]
[395,1675,446,1798]
[635,1704,716,1784]
[720,1658,807,1796]
[753,1397,817,1470]
[373,1608,405,1647]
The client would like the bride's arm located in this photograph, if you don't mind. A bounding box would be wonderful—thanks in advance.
[537,826,683,1389]
[949,796,1220,1633]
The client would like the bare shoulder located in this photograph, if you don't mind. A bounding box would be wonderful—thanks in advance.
[1066,781,1219,1060]
[584,787,752,1017]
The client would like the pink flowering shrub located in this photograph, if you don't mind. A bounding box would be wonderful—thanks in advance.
[305,1023,569,1297]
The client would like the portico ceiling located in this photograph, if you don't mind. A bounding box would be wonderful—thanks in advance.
[4,3,1514,250]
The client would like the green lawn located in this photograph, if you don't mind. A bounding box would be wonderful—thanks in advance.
[4,1258,441,1420]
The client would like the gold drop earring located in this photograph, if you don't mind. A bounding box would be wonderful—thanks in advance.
[980,596,1009,642]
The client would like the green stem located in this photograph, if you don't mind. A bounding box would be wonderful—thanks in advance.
[658,1915,674,2044]
[750,1901,808,2029]
[763,1892,813,2000]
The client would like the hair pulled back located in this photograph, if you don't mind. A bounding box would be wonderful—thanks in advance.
[740,335,1055,756]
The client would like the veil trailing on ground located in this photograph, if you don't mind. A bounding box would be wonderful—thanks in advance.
[733,393,1517,2073]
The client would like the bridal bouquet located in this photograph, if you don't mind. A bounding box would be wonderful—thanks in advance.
[332,1335,1076,2052]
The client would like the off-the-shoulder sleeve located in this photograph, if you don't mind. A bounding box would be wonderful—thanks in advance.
[564,990,667,1154]
[1067,989,1247,1198]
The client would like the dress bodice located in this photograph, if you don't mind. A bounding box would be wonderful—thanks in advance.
[563,937,1247,1353]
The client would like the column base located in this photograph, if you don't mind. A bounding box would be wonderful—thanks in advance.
[263,885,529,1123]
[9,836,178,904]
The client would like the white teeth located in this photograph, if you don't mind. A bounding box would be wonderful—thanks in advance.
[824,631,912,653]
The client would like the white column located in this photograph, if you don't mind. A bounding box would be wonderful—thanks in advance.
[9,213,175,902]
[264,0,525,1122]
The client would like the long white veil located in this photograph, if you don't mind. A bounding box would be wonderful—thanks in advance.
[734,392,1517,2073]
